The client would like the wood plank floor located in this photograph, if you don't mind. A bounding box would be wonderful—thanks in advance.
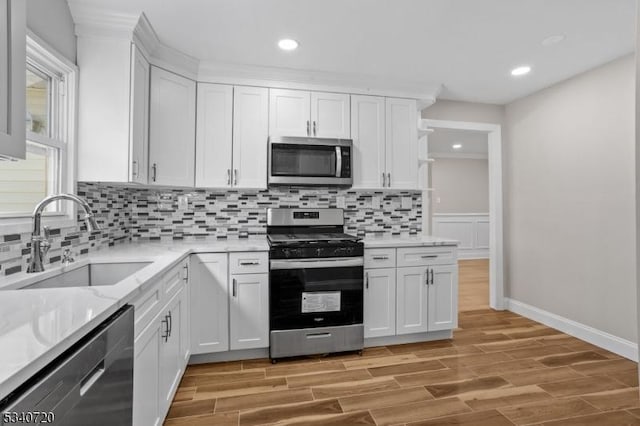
[459,259,490,312]
[166,260,639,425]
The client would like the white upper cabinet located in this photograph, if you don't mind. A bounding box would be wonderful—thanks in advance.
[149,66,196,187]
[232,86,269,189]
[195,83,233,188]
[351,95,386,188]
[269,89,350,138]
[310,92,350,138]
[0,0,26,159]
[77,39,150,183]
[269,89,310,137]
[130,46,150,184]
[385,98,418,190]
[195,84,268,189]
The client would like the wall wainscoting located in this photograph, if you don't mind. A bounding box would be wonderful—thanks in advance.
[432,213,489,259]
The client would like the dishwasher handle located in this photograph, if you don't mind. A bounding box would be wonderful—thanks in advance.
[80,361,105,396]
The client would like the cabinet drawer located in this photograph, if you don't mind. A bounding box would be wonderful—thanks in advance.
[364,249,396,269]
[131,279,163,338]
[397,246,456,267]
[229,252,268,274]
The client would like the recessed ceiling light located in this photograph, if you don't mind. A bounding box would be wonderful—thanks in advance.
[278,39,299,51]
[452,144,462,150]
[541,34,566,46]
[511,66,531,77]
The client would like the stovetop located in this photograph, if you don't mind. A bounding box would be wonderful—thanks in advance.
[267,232,360,244]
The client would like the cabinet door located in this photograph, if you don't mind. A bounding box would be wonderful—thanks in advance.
[396,266,429,335]
[232,86,268,189]
[129,45,150,184]
[428,264,458,331]
[190,253,229,354]
[195,83,233,187]
[230,273,269,350]
[310,92,350,138]
[385,98,418,190]
[364,268,396,338]
[159,288,184,417]
[180,260,191,366]
[269,89,310,137]
[351,95,385,188]
[149,67,196,187]
[0,0,25,159]
[133,312,162,426]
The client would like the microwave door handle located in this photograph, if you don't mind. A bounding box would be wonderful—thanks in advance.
[335,146,342,178]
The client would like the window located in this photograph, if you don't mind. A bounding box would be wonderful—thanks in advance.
[0,34,76,224]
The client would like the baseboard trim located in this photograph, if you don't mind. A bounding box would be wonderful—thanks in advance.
[365,330,453,347]
[189,348,269,364]
[505,298,638,361]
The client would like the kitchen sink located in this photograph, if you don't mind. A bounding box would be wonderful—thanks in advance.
[20,262,152,290]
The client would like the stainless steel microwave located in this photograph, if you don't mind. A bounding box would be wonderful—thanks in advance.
[268,136,353,187]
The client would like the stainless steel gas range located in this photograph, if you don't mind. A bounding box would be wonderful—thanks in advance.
[267,208,364,361]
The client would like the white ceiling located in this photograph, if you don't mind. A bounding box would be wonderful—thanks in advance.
[67,0,636,104]
[429,128,488,156]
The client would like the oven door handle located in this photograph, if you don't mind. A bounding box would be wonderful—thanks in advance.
[335,146,342,178]
[270,257,363,270]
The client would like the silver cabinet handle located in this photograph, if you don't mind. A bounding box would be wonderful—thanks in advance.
[161,316,169,342]
[365,272,369,289]
[426,268,429,286]
[430,269,434,285]
[421,255,438,259]
[152,163,157,182]
[387,172,391,187]
[132,160,138,178]
[240,261,259,266]
[306,120,310,136]
[232,278,237,297]
[227,169,231,185]
[233,169,238,186]
[183,264,189,281]
[313,121,317,136]
[167,310,172,337]
[382,173,386,187]
[372,256,389,260]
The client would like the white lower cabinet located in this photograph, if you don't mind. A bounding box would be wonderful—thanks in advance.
[133,311,162,426]
[428,264,458,331]
[396,266,429,335]
[133,262,190,426]
[363,247,458,340]
[190,253,229,354]
[230,273,269,350]
[364,268,396,338]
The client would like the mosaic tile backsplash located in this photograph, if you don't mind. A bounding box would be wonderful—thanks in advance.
[0,182,422,275]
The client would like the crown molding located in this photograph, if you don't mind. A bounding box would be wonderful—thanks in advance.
[198,61,441,103]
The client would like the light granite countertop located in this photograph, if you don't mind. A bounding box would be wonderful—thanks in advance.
[362,235,459,248]
[0,235,457,400]
[0,238,268,401]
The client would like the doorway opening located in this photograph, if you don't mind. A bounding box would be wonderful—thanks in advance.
[422,119,504,311]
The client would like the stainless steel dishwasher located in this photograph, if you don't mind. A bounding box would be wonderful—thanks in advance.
[0,305,134,425]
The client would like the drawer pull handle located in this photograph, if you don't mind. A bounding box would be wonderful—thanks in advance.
[365,272,369,289]
[372,256,389,260]
[306,332,331,339]
[240,261,259,266]
[421,255,438,259]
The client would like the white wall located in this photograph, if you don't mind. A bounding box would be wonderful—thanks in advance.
[432,158,489,214]
[26,0,76,62]
[506,55,637,343]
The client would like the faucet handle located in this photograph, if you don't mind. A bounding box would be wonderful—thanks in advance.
[43,226,51,240]
[62,248,74,264]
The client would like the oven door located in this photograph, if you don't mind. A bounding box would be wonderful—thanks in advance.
[270,257,363,330]
[268,138,353,186]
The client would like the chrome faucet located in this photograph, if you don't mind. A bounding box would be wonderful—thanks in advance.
[27,194,101,273]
